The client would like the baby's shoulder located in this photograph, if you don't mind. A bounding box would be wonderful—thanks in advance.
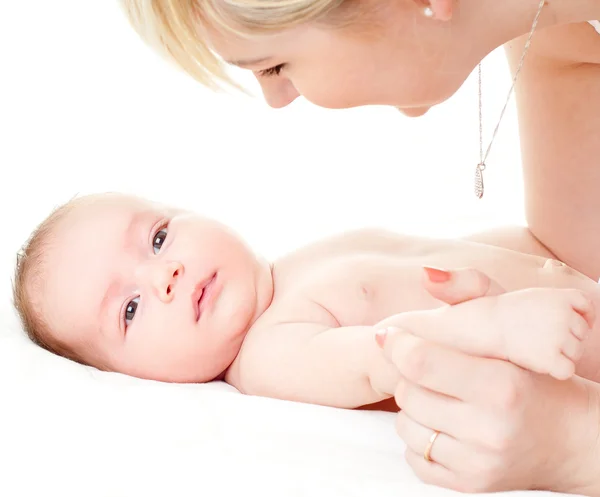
[226,291,339,389]
[274,228,421,270]
[269,228,431,311]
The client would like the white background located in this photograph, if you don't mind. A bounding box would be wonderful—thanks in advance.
[0,2,528,496]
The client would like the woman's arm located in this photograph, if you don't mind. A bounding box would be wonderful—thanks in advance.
[505,25,600,281]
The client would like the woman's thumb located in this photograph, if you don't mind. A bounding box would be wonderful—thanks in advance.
[423,267,505,305]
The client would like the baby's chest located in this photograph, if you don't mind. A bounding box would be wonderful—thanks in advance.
[305,257,440,326]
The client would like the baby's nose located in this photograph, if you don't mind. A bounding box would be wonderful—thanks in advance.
[153,261,184,303]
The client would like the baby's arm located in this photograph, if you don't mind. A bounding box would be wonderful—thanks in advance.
[234,288,595,407]
[381,288,595,380]
[232,322,398,409]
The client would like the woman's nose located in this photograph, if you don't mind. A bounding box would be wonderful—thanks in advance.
[396,106,431,117]
[150,261,184,303]
[256,75,300,108]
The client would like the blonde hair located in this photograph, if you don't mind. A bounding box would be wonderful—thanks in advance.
[12,199,88,366]
[118,0,352,89]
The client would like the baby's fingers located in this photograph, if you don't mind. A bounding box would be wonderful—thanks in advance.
[570,312,592,341]
[568,290,596,328]
[561,333,584,362]
[550,355,576,381]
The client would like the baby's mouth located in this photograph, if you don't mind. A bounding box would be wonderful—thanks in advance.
[192,273,217,322]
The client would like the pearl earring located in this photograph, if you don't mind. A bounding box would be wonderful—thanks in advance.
[423,6,434,18]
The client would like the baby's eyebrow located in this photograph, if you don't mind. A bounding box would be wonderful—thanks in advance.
[122,210,149,252]
[97,209,158,331]
[97,278,122,333]
[97,211,144,329]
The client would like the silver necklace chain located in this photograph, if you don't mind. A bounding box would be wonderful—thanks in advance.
[475,0,547,198]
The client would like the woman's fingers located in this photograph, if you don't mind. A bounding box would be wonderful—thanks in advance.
[395,410,461,470]
[396,403,510,493]
[393,374,520,448]
[380,330,522,404]
[423,267,506,305]
[393,376,465,439]
[404,449,459,490]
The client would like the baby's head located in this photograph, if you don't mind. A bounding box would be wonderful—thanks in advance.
[13,193,273,383]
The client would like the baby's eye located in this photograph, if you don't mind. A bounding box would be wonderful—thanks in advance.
[152,227,168,254]
[124,297,140,327]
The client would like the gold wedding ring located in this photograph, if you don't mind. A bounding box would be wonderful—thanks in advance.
[424,431,440,463]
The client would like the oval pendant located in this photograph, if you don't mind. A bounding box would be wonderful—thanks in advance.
[474,164,485,199]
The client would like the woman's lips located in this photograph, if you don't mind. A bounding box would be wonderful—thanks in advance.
[192,273,217,322]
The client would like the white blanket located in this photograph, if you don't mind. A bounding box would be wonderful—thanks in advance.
[0,326,574,497]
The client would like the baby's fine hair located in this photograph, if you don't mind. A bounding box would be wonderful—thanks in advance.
[12,198,87,365]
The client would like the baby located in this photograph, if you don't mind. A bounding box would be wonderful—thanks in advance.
[13,193,600,410]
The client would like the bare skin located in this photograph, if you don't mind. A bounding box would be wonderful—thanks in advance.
[226,229,600,408]
[504,22,600,280]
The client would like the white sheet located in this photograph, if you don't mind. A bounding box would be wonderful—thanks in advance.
[0,325,577,497]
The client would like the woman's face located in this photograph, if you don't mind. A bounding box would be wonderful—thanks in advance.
[205,1,479,114]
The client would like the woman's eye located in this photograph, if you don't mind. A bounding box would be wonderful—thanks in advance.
[153,227,168,254]
[124,297,140,327]
[258,64,284,77]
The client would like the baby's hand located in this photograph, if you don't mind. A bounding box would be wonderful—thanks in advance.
[493,288,595,380]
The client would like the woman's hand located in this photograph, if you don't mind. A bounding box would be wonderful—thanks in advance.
[377,268,600,494]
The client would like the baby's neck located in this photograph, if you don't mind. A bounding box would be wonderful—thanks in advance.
[220,258,274,384]
[247,257,275,329]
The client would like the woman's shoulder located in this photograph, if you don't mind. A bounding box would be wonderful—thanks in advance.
[507,21,600,65]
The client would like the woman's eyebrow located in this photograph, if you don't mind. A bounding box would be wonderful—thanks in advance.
[226,56,273,68]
